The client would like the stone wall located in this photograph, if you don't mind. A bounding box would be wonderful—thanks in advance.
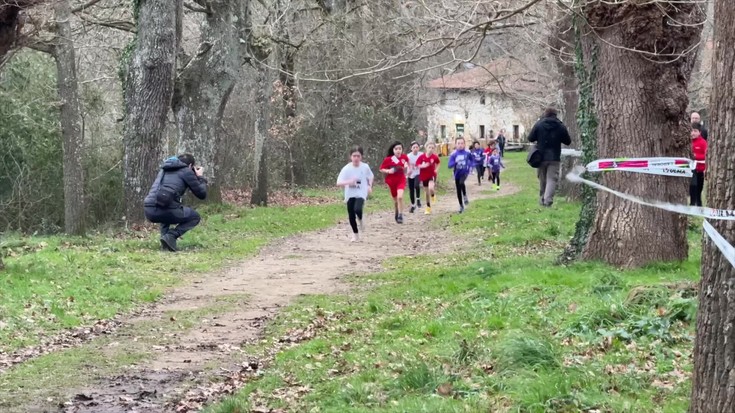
[426,89,534,144]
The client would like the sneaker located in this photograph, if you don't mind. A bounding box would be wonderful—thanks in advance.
[351,233,360,242]
[425,206,432,215]
[495,185,500,191]
[463,196,470,205]
[432,194,437,204]
[160,233,178,252]
[458,206,464,214]
[396,214,404,224]
[417,199,422,208]
[410,205,416,213]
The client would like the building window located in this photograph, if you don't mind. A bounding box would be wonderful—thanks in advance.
[513,125,520,141]
[456,124,465,137]
[480,94,486,105]
[479,125,485,139]
[440,125,447,140]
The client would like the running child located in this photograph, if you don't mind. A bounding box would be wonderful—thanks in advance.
[471,141,485,186]
[416,142,441,215]
[487,147,505,191]
[447,137,473,213]
[406,141,423,213]
[380,141,410,224]
[336,146,374,242]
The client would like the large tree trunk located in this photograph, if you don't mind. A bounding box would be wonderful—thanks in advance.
[172,0,242,203]
[557,17,599,264]
[122,0,182,223]
[690,0,735,409]
[53,0,85,235]
[579,2,703,267]
[551,14,581,201]
[250,61,272,206]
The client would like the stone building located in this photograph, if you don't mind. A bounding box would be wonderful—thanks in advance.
[425,58,549,145]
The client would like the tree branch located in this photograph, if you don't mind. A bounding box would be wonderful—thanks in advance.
[25,40,54,55]
[71,0,103,13]
[76,13,136,33]
[184,1,211,14]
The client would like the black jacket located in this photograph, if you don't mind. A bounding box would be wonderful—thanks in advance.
[143,157,208,208]
[700,125,709,140]
[527,114,572,162]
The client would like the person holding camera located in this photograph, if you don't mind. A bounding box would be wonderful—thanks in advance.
[143,153,208,252]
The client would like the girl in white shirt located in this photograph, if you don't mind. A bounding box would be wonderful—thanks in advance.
[336,146,374,242]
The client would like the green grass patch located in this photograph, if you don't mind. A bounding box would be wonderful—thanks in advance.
[205,153,700,413]
[0,186,395,352]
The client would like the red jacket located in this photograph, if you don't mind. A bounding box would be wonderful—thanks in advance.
[692,136,707,173]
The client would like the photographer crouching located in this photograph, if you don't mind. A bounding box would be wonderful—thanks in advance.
[143,153,207,252]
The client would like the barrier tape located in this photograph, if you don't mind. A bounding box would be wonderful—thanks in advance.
[586,157,694,177]
[703,220,735,269]
[566,164,735,269]
[566,166,735,220]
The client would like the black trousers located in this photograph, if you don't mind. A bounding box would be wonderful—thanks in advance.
[144,205,201,238]
[690,171,705,207]
[408,177,421,205]
[490,170,501,186]
[455,176,468,207]
[475,165,484,185]
[347,197,365,233]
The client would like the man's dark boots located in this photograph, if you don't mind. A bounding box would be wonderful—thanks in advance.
[161,233,178,252]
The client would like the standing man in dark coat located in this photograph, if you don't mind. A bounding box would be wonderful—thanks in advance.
[691,112,708,140]
[497,129,507,157]
[143,153,208,251]
[527,108,572,207]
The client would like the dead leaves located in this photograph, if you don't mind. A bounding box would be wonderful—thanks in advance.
[0,319,123,373]
[172,309,343,412]
[222,188,337,208]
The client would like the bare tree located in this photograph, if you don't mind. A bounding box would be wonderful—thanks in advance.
[577,1,704,267]
[549,13,580,201]
[51,0,86,235]
[690,0,735,408]
[172,0,249,202]
[122,0,182,223]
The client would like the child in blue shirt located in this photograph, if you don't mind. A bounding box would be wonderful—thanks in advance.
[471,141,485,186]
[447,137,474,213]
[487,148,505,191]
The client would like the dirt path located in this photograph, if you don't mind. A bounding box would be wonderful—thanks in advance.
[28,178,519,413]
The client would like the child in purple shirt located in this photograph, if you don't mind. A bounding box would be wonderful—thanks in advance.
[447,137,474,213]
[487,148,505,191]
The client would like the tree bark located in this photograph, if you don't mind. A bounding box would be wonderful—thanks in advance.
[52,0,86,235]
[557,17,599,265]
[122,0,182,223]
[579,2,703,268]
[250,60,272,206]
[245,0,271,206]
[551,14,581,201]
[173,0,244,203]
[690,0,735,409]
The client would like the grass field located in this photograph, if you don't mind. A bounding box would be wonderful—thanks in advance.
[0,179,400,352]
[204,152,700,413]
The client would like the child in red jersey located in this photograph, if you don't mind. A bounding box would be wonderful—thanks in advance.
[380,141,410,223]
[416,142,441,215]
[690,122,708,207]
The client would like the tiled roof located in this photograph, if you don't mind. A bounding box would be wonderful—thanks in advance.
[425,58,547,95]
